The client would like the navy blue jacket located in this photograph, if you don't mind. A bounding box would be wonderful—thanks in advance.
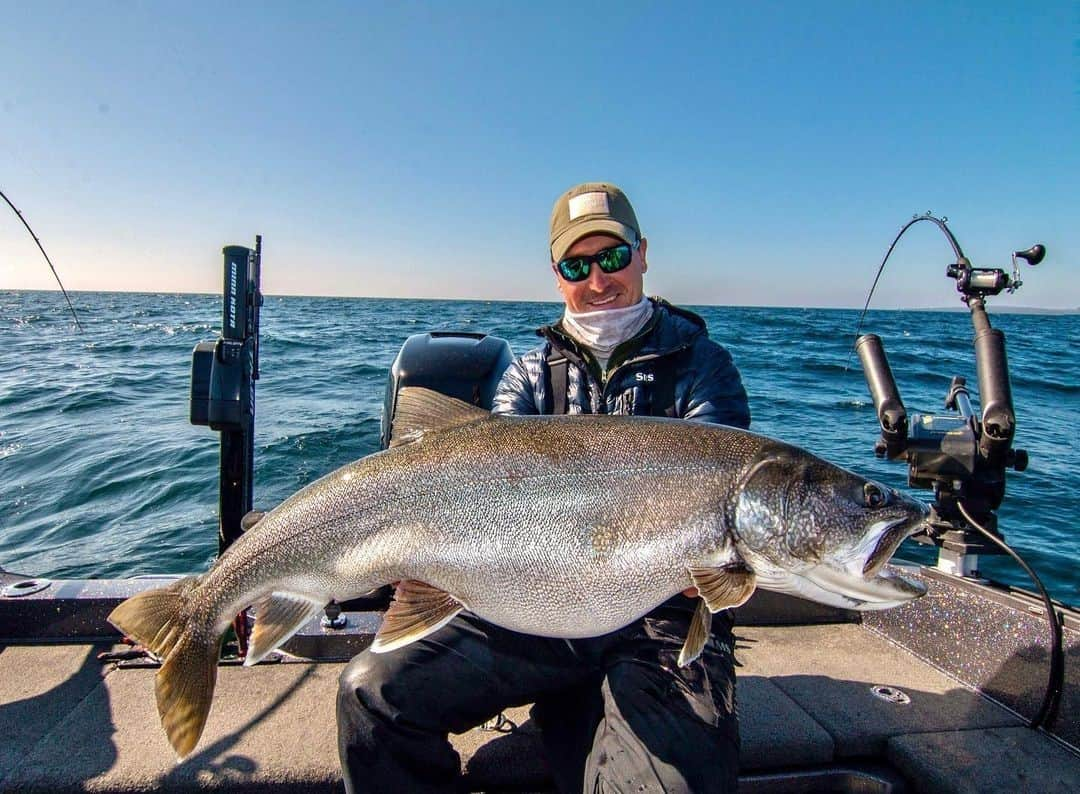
[492,298,750,428]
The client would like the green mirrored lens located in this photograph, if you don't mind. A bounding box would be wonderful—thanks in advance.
[557,242,635,282]
[558,258,590,281]
[596,244,632,273]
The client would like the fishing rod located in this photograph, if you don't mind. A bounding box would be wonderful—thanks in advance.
[853,214,1063,730]
[851,213,964,347]
[0,188,83,331]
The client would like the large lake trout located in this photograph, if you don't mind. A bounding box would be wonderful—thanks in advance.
[110,387,928,758]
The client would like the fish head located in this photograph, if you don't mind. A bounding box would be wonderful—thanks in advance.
[732,445,929,609]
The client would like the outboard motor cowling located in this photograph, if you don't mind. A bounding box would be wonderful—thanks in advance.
[381,332,514,449]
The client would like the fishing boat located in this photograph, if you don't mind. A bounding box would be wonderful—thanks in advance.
[2,235,1077,793]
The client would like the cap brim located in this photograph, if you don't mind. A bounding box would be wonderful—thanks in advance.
[551,220,637,262]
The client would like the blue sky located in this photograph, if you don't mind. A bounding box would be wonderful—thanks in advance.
[1,2,1077,309]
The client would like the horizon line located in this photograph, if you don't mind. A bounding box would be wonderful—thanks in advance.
[2,286,1077,315]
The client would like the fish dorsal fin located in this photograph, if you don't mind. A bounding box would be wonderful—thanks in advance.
[688,562,757,613]
[390,387,491,447]
[678,598,713,667]
[370,580,465,653]
[240,510,266,532]
[245,591,326,666]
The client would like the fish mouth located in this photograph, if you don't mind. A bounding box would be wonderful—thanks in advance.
[791,506,929,609]
[752,560,927,610]
[862,512,928,578]
[803,562,927,609]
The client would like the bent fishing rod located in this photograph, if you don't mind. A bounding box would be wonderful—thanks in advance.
[1,187,83,331]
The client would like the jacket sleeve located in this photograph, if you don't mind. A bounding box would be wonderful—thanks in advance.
[681,340,751,429]
[491,355,542,416]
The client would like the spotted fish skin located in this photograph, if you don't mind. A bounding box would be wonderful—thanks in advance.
[108,387,927,758]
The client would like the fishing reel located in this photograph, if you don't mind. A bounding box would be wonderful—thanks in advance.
[855,214,1044,577]
[946,243,1045,300]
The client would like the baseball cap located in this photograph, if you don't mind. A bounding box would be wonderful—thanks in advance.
[549,182,641,262]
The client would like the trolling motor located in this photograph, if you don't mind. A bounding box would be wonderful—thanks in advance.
[190,237,264,554]
[855,215,1043,577]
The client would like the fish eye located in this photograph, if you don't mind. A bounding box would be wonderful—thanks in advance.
[864,483,888,508]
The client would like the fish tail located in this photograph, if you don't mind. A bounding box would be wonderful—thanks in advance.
[108,576,221,759]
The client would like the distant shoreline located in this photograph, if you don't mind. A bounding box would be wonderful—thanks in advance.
[3,288,1077,316]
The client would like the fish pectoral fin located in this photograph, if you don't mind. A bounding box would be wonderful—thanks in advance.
[678,599,713,668]
[370,580,465,653]
[245,592,326,666]
[389,387,490,447]
[688,562,757,612]
[679,563,755,668]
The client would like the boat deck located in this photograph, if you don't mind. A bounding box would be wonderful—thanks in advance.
[2,568,1078,792]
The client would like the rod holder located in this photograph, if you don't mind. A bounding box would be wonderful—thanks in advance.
[856,334,908,458]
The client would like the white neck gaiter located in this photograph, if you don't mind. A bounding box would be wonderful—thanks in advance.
[561,297,653,368]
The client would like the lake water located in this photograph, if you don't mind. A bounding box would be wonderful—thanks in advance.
[1,290,1076,605]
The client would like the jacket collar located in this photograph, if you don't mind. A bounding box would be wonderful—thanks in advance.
[538,297,706,361]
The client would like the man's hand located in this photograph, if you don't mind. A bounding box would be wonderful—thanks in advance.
[683,586,698,598]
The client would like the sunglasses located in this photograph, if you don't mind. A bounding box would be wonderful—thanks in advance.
[556,240,640,282]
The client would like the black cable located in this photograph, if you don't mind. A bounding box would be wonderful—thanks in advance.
[957,501,1065,730]
[0,188,84,331]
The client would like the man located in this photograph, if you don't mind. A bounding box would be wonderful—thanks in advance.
[338,182,750,792]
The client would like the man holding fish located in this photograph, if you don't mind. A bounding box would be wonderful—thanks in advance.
[108,183,927,788]
[337,182,752,792]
